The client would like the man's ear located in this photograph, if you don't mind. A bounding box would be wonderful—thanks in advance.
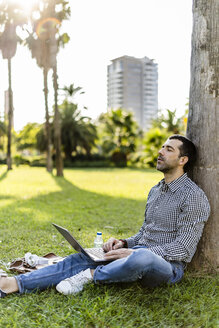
[179,156,188,167]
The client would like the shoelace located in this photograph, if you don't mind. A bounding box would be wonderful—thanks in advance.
[67,273,88,288]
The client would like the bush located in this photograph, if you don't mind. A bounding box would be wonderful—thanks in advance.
[29,158,47,167]
[64,160,113,168]
[0,158,6,165]
[64,153,113,168]
[141,128,170,167]
[111,151,127,167]
[13,155,30,166]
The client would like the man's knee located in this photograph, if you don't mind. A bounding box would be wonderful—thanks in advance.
[123,249,157,272]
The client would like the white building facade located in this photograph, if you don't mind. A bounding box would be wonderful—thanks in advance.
[107,55,158,131]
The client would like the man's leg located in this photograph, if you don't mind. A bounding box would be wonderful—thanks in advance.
[0,253,98,295]
[93,248,183,287]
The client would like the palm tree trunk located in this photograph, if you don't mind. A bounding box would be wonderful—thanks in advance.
[53,62,63,177]
[7,57,13,171]
[43,67,53,173]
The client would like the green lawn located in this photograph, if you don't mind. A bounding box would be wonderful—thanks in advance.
[0,166,218,328]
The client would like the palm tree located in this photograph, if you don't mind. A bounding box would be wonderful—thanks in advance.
[50,1,71,177]
[25,0,70,176]
[25,30,54,172]
[62,84,84,98]
[0,119,6,151]
[0,1,27,170]
[59,85,97,160]
[152,109,183,134]
[24,1,70,174]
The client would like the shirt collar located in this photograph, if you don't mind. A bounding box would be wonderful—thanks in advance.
[159,173,188,193]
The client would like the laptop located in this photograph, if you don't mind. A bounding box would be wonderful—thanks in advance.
[52,223,111,263]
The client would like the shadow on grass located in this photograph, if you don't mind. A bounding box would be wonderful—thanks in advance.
[0,169,15,201]
[0,169,7,182]
[0,169,217,328]
[0,171,147,258]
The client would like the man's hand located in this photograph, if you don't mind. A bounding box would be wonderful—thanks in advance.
[104,248,134,260]
[103,237,123,252]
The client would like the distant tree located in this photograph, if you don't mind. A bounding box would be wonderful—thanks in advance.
[25,25,53,171]
[49,1,70,177]
[59,85,97,160]
[152,109,184,134]
[0,1,27,170]
[142,128,170,167]
[140,108,188,167]
[98,109,140,166]
[62,84,84,99]
[0,119,6,151]
[24,0,71,175]
[36,124,50,153]
[16,123,41,151]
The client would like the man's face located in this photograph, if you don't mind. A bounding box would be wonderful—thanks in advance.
[156,138,183,173]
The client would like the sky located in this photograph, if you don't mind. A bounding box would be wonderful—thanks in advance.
[0,0,193,131]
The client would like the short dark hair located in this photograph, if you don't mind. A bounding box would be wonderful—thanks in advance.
[169,135,197,172]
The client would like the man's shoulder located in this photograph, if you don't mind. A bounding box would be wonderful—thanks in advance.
[181,176,210,208]
[183,175,207,195]
[150,174,208,199]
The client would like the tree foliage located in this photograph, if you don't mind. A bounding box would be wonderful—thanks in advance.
[0,0,28,170]
[141,108,187,167]
[23,0,71,175]
[142,128,170,167]
[16,123,41,151]
[0,119,6,151]
[152,109,185,134]
[59,85,97,160]
[0,1,27,58]
[98,109,140,166]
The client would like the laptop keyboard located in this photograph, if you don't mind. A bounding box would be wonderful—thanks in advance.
[86,247,106,259]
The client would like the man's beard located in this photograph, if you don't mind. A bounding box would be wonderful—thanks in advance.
[156,157,175,173]
[157,163,170,173]
[157,165,172,173]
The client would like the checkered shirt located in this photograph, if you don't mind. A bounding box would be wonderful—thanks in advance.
[126,173,210,263]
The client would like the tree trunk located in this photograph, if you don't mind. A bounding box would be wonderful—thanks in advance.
[7,57,13,171]
[186,0,219,272]
[43,67,53,173]
[53,63,63,177]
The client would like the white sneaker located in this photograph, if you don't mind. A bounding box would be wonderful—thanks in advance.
[56,269,93,295]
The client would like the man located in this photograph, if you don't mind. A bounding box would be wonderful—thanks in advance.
[0,135,210,298]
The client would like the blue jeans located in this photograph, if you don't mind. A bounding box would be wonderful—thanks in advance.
[15,248,184,294]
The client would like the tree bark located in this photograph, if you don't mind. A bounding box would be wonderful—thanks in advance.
[187,0,219,272]
[43,67,53,173]
[53,63,63,177]
[7,57,13,171]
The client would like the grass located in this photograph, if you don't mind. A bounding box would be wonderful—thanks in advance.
[0,165,218,328]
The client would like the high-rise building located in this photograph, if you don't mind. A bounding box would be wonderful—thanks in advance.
[107,55,158,131]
